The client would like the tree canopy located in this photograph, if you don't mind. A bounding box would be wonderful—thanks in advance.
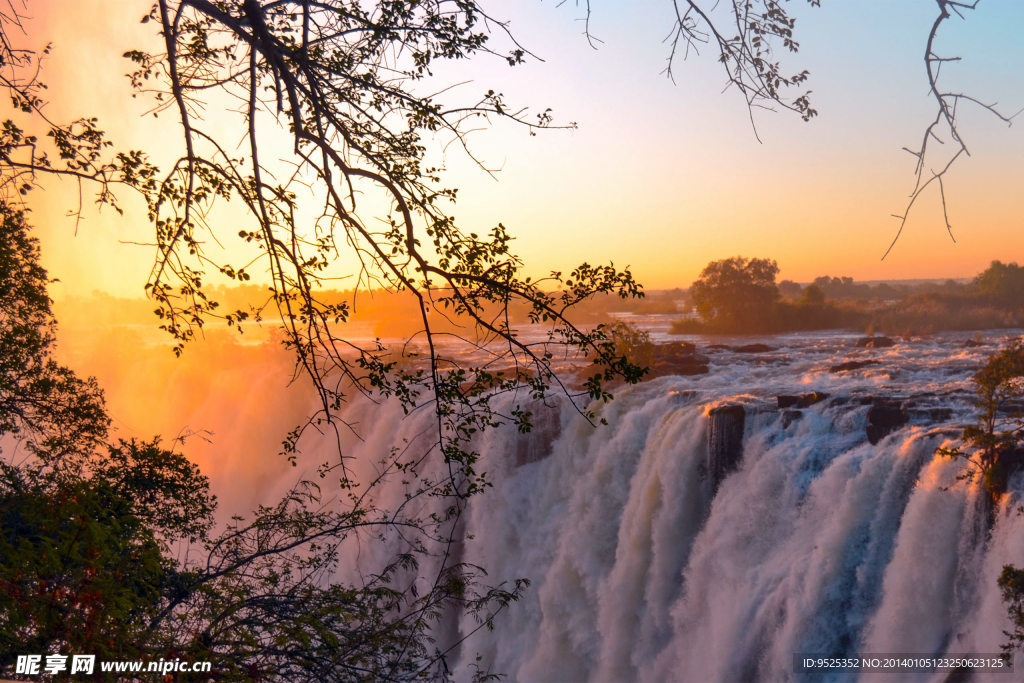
[689,256,780,332]
[0,202,108,462]
[974,261,1024,309]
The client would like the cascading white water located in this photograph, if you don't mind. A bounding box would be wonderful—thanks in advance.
[334,330,1024,682]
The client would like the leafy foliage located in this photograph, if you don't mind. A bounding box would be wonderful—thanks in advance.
[689,256,780,333]
[107,0,653,497]
[0,203,205,664]
[975,261,1024,309]
[0,439,212,663]
[0,8,158,213]
[675,261,1024,336]
[659,0,821,125]
[598,321,655,372]
[799,283,825,307]
[0,202,108,460]
[937,340,1024,499]
[0,202,528,678]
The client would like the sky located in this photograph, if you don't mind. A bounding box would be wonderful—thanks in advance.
[18,0,1024,296]
[10,0,1024,517]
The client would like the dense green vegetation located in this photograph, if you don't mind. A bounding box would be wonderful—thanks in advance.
[672,257,1024,335]
[688,257,781,333]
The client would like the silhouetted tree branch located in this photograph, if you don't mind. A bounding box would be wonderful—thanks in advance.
[885,0,1020,258]
[0,2,644,676]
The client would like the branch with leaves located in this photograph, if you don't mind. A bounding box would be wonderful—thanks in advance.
[937,339,1024,499]
[0,2,644,676]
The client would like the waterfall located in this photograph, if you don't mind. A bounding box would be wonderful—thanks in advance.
[311,332,1024,682]
[389,377,1024,683]
[53,312,1024,680]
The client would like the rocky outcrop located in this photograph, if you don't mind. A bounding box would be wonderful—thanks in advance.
[777,392,829,409]
[781,409,803,428]
[707,404,746,493]
[988,446,1024,500]
[706,343,774,353]
[830,359,880,373]
[906,406,953,423]
[733,343,774,353]
[648,342,710,378]
[773,392,960,446]
[856,336,896,348]
[866,401,909,444]
[777,395,800,409]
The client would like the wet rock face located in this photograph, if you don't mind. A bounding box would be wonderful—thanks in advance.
[732,343,774,353]
[777,392,829,409]
[707,404,746,493]
[830,360,880,373]
[906,406,953,423]
[514,401,562,467]
[648,343,710,378]
[866,402,909,444]
[856,336,896,348]
[706,343,774,353]
[781,409,803,429]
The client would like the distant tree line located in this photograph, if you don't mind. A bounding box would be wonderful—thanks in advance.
[673,258,1024,335]
[778,275,964,303]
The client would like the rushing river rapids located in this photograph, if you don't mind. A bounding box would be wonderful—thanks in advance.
[339,328,1024,682]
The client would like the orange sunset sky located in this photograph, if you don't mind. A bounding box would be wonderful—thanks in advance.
[17,0,1024,298]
